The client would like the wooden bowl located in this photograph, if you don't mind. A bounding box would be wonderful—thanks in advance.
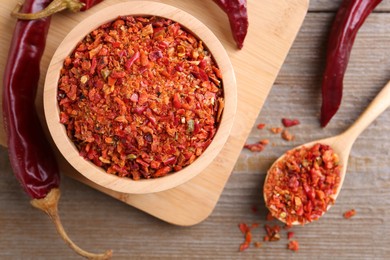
[44,1,236,194]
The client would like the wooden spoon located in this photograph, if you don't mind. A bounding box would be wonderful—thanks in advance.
[264,80,390,225]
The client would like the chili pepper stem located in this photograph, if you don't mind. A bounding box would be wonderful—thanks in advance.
[11,0,85,20]
[30,188,112,260]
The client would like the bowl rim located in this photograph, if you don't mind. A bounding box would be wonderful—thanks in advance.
[44,1,237,194]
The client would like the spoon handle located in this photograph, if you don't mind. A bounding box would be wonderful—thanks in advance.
[343,81,390,143]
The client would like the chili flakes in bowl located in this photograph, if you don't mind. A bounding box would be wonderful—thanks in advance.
[57,16,224,180]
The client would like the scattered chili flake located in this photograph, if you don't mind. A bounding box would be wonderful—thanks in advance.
[251,205,258,213]
[270,127,283,134]
[266,211,275,221]
[284,224,292,230]
[244,142,265,152]
[251,223,260,229]
[282,118,300,128]
[260,139,270,145]
[257,123,266,129]
[264,143,341,225]
[244,139,269,153]
[343,209,356,219]
[287,231,295,239]
[263,224,281,242]
[288,240,299,252]
[238,223,253,252]
[281,129,295,141]
[245,230,252,244]
[239,242,250,252]
[254,242,262,248]
[57,16,224,180]
[238,223,249,234]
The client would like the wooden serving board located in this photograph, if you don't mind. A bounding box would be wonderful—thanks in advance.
[0,0,308,226]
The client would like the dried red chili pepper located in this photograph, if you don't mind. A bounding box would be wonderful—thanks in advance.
[264,144,341,225]
[4,0,57,202]
[320,0,382,127]
[80,0,103,10]
[213,0,248,49]
[3,0,110,258]
[11,0,103,19]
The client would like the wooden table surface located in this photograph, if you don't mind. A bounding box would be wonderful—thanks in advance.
[1,0,390,259]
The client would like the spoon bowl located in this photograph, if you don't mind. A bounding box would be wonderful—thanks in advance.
[264,80,390,225]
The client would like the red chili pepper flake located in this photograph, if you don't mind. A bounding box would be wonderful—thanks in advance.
[244,143,265,152]
[264,143,342,225]
[284,224,292,230]
[343,209,356,219]
[238,223,249,234]
[281,129,295,141]
[288,240,299,252]
[237,222,260,252]
[270,127,283,134]
[282,118,300,128]
[238,223,253,252]
[263,224,281,242]
[251,205,258,213]
[251,223,259,229]
[266,211,275,221]
[287,231,295,239]
[260,139,270,145]
[254,242,262,248]
[57,16,224,180]
[257,123,266,129]
[244,139,269,153]
[239,242,250,252]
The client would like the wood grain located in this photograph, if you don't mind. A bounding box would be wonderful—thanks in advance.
[1,0,390,259]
